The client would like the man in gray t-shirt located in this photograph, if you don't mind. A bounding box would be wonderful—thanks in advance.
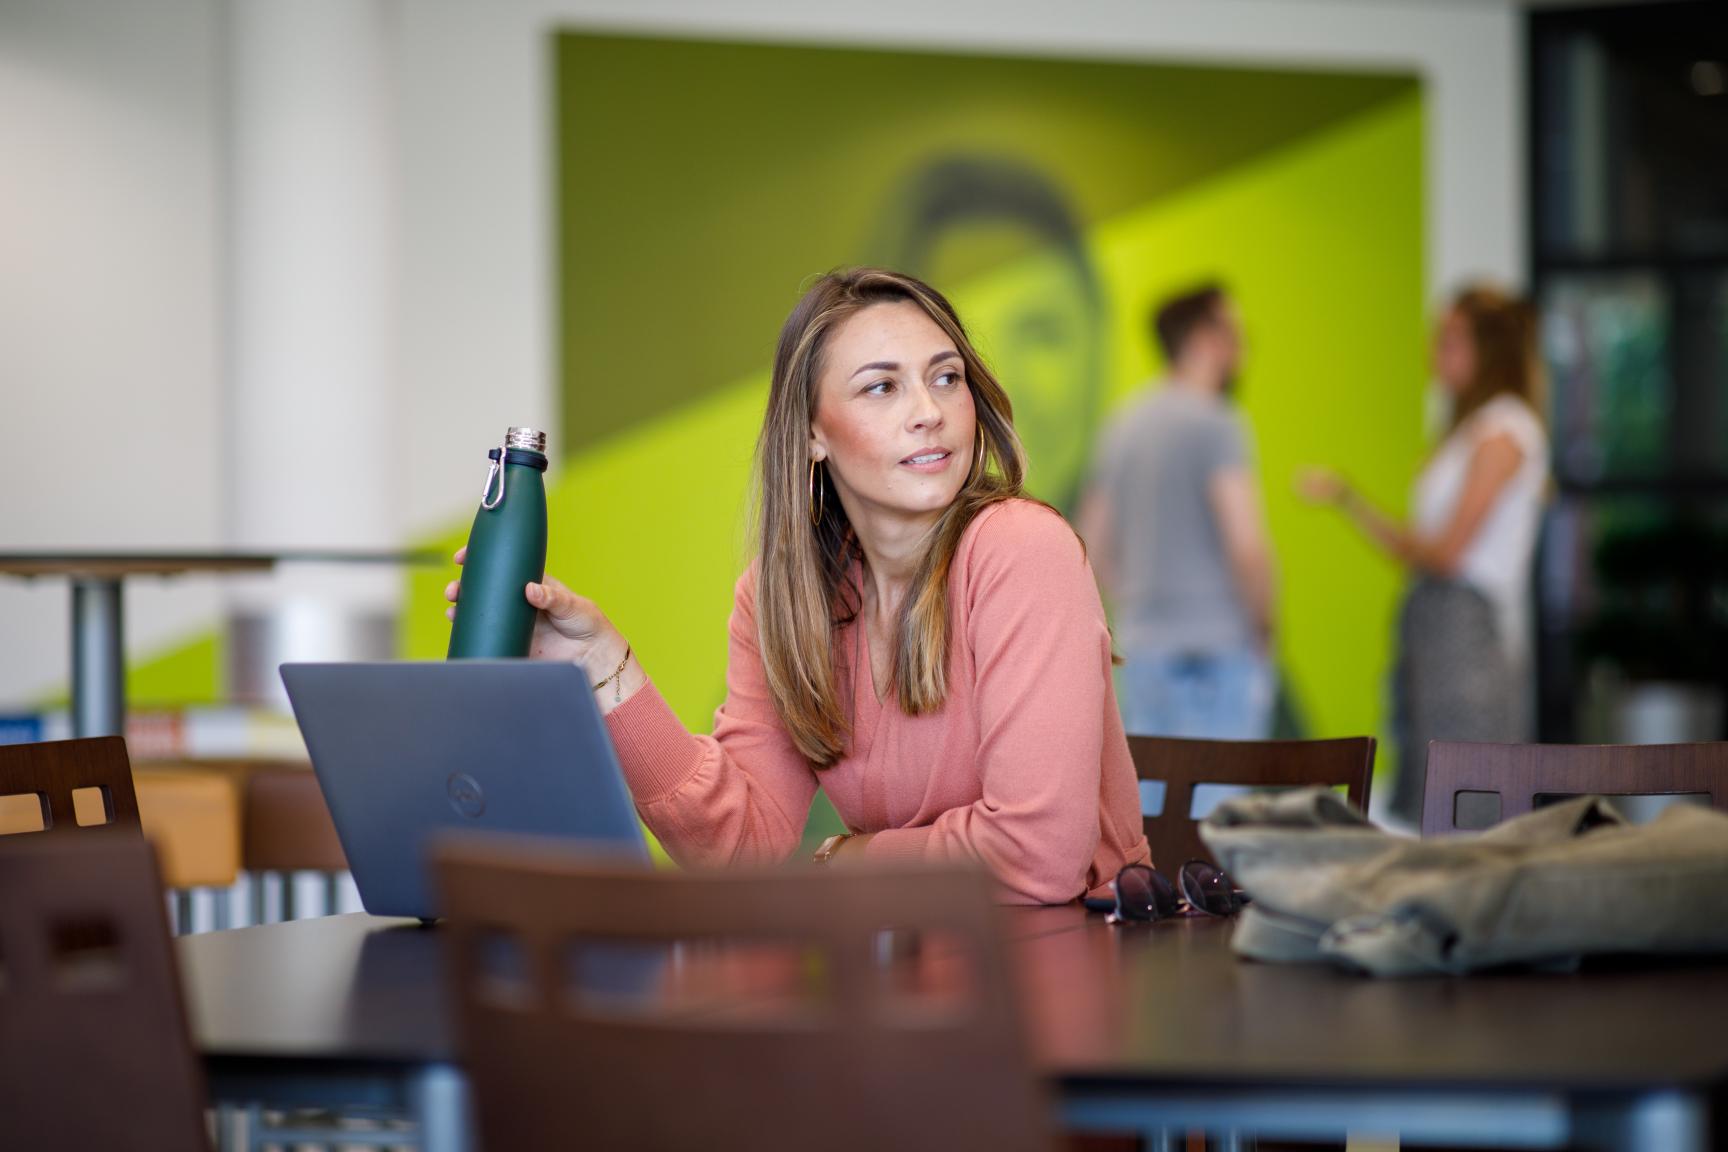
[1080,284,1276,739]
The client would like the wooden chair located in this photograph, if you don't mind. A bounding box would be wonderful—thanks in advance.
[435,840,1054,1152]
[1127,736,1376,871]
[0,739,248,933]
[134,768,243,933]
[242,765,348,922]
[0,831,211,1152]
[0,735,140,835]
[1422,740,1728,836]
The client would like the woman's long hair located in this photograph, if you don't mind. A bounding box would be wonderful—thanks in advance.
[756,267,1028,767]
[1448,284,1545,433]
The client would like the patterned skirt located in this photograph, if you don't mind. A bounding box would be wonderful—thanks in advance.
[1389,578,1526,825]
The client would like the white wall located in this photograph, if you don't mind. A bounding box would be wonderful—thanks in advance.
[0,0,1523,706]
[0,0,224,705]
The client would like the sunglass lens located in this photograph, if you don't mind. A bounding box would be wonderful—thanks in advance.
[1178,860,1237,917]
[1114,864,1181,922]
[1113,865,1157,920]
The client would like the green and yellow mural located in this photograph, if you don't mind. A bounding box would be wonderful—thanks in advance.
[399,34,1427,830]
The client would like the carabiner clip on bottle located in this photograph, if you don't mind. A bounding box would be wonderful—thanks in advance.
[480,437,508,510]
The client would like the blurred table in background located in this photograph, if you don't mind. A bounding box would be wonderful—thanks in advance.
[0,550,439,738]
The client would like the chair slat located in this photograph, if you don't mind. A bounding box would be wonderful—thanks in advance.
[1423,740,1728,836]
[435,839,1055,1152]
[1126,735,1376,869]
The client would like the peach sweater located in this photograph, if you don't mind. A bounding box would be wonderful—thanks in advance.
[602,499,1151,904]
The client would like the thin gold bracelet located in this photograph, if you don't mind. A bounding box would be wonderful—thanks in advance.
[592,644,633,705]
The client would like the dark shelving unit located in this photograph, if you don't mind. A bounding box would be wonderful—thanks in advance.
[1528,1,1728,743]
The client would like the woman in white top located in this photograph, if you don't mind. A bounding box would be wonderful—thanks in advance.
[1302,285,1549,824]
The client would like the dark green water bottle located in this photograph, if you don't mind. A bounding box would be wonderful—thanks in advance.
[447,427,549,659]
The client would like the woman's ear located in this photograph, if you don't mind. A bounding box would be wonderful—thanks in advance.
[808,428,827,463]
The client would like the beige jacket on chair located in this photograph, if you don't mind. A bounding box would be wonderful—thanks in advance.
[1199,787,1728,976]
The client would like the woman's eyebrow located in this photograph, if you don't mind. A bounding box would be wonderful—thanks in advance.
[848,350,961,380]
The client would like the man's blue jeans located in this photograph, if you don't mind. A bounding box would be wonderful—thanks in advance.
[1118,647,1274,740]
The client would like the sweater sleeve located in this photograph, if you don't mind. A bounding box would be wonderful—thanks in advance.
[603,567,819,868]
[863,504,1108,903]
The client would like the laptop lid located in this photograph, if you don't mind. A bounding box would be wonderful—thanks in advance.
[280,661,649,920]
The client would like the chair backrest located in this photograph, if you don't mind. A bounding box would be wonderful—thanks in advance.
[1127,735,1376,870]
[435,840,1053,1152]
[0,831,211,1151]
[242,765,347,873]
[134,769,242,889]
[1422,740,1728,836]
[0,736,140,837]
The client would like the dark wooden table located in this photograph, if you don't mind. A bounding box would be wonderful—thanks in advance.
[179,913,464,1152]
[178,909,1728,1151]
[1030,913,1728,1150]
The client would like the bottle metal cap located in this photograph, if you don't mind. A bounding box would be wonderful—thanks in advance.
[505,427,548,454]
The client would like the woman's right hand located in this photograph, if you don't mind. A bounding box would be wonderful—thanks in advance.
[444,546,629,680]
[1295,467,1350,506]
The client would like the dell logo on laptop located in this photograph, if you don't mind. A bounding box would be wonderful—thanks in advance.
[446,772,486,818]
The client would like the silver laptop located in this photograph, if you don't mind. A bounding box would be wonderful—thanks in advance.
[280,661,649,920]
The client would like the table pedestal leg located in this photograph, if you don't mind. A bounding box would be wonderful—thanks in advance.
[409,1063,471,1152]
[1579,1091,1709,1152]
[71,577,124,738]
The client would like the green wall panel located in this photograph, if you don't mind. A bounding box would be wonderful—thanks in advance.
[557,33,1415,457]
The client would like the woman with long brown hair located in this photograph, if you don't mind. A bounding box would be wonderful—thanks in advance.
[447,267,1150,902]
[1300,284,1549,825]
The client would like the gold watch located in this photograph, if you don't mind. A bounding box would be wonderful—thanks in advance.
[813,833,852,864]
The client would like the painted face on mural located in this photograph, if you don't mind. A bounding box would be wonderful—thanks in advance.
[929,242,1100,514]
[808,301,979,534]
[989,252,1096,508]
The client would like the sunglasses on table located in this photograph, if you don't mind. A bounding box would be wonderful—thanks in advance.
[1085,859,1249,924]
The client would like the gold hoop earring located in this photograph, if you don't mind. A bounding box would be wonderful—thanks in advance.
[968,425,988,486]
[809,458,826,526]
